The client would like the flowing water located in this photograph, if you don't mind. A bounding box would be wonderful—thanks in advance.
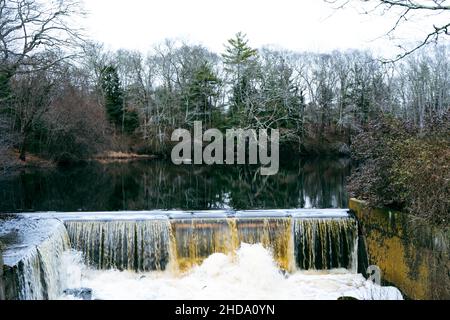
[293,219,358,272]
[63,216,358,274]
[1,219,71,300]
[0,158,404,300]
[66,220,171,272]
[59,244,402,300]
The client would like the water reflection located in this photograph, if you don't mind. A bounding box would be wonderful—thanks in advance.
[0,158,351,212]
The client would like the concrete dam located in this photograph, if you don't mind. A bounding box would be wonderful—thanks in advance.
[1,209,360,300]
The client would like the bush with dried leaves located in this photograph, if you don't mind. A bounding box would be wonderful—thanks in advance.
[348,113,450,224]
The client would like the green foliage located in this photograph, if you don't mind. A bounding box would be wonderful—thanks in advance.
[222,33,259,123]
[123,110,139,135]
[100,65,139,134]
[186,62,220,126]
[348,114,450,224]
[100,65,124,126]
[222,32,258,68]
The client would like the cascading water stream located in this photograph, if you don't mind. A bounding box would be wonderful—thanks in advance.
[233,218,294,272]
[65,220,171,272]
[169,218,237,272]
[63,216,358,274]
[293,218,358,272]
[3,221,71,300]
[2,211,364,300]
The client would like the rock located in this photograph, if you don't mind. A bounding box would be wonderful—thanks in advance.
[63,288,93,300]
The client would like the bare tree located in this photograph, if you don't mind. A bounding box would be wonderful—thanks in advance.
[0,0,84,73]
[326,0,450,61]
[11,63,55,161]
[0,113,14,171]
[0,0,85,161]
[43,64,110,162]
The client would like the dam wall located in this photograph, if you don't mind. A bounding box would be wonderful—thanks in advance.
[1,209,358,300]
[350,199,450,300]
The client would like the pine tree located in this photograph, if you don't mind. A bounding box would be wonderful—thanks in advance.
[100,65,139,134]
[100,65,124,127]
[222,33,259,123]
[187,62,220,127]
[222,32,258,71]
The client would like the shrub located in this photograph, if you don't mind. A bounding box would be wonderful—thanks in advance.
[39,84,111,164]
[348,113,450,224]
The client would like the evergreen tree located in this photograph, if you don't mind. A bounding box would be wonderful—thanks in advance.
[222,33,259,122]
[100,65,139,134]
[187,62,220,127]
[100,65,124,127]
[222,32,258,71]
[123,109,139,135]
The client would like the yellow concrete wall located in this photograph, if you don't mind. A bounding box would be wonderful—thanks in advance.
[350,199,449,300]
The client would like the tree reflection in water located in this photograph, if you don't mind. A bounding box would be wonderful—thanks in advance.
[0,158,351,212]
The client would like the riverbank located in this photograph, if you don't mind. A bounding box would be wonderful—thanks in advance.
[0,150,56,177]
[92,151,158,164]
[348,115,449,225]
[0,150,160,176]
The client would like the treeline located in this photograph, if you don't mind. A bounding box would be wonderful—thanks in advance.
[3,36,450,167]
[76,35,450,158]
[1,1,450,169]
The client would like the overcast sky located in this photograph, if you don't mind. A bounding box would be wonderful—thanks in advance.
[82,0,449,56]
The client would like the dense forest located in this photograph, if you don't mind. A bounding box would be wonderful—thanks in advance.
[2,32,450,163]
[0,0,448,222]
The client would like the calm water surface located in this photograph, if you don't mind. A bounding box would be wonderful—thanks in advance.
[0,158,351,213]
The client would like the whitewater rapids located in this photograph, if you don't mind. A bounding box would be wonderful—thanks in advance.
[59,243,402,300]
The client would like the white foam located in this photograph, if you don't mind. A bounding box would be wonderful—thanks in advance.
[59,244,402,301]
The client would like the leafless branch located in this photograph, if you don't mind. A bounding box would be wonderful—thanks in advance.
[0,0,86,73]
[326,0,450,61]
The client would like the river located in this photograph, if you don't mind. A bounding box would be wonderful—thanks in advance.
[0,158,351,212]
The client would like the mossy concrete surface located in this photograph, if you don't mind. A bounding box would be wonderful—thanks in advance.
[350,198,450,300]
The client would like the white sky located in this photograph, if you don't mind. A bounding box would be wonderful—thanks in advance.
[81,0,450,56]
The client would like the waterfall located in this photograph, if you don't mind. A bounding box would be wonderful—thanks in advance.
[16,249,44,300]
[117,216,356,274]
[234,218,294,272]
[65,220,171,272]
[293,218,359,272]
[8,221,71,300]
[168,218,295,272]
[2,211,360,300]
[63,216,358,274]
[170,217,356,273]
[35,223,72,299]
[169,219,237,272]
